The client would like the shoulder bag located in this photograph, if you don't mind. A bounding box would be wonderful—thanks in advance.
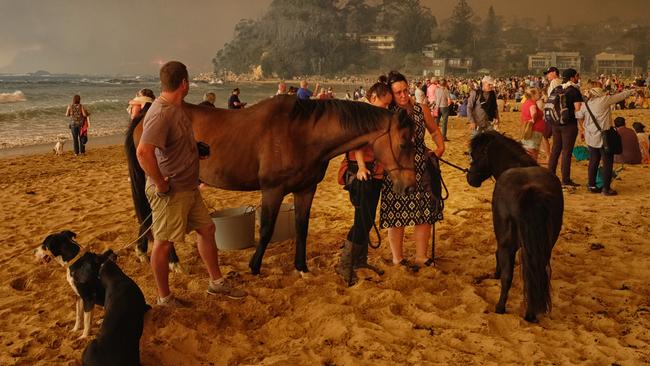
[584,101,622,155]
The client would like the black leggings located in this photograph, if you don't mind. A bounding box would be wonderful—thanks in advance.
[346,177,382,245]
[548,124,578,183]
[588,146,614,190]
[70,125,85,155]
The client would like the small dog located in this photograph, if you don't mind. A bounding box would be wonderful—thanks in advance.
[35,230,114,338]
[53,137,65,155]
[82,259,150,366]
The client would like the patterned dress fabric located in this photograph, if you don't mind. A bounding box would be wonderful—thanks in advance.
[380,104,442,228]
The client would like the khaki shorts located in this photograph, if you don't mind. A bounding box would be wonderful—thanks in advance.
[145,186,213,243]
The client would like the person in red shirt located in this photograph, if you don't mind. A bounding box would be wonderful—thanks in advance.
[519,88,546,160]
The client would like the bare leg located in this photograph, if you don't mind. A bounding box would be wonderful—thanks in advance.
[151,239,172,298]
[195,223,223,281]
[414,223,432,264]
[388,226,405,264]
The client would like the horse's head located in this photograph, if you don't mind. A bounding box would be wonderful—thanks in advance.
[466,132,495,187]
[372,109,416,195]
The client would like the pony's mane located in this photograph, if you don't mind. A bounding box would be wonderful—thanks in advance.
[289,98,396,134]
[471,131,538,166]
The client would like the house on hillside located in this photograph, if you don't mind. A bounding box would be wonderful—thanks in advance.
[360,33,396,51]
[424,58,473,77]
[528,52,581,73]
[422,43,441,58]
[594,53,635,76]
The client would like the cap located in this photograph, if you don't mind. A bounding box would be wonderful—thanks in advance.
[544,66,559,75]
[562,68,578,80]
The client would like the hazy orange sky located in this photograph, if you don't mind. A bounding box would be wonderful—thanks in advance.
[0,0,647,75]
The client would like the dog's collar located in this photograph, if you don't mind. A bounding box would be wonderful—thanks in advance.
[65,246,88,269]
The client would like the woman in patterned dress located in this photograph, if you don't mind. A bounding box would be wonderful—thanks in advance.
[381,71,445,270]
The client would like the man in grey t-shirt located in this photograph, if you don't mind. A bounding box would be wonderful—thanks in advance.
[137,61,246,305]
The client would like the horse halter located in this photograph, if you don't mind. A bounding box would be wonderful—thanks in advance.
[369,117,415,174]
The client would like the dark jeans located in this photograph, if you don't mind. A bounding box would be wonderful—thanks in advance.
[347,178,382,245]
[588,146,614,190]
[548,124,578,183]
[70,125,85,155]
[436,107,449,138]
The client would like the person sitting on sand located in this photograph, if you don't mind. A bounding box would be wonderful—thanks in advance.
[127,89,155,120]
[381,70,445,271]
[632,122,650,164]
[336,78,392,285]
[613,117,642,165]
[65,94,90,156]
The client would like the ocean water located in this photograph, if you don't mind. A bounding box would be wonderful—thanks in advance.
[0,75,288,149]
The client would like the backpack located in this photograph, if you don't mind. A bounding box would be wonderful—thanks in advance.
[543,85,571,126]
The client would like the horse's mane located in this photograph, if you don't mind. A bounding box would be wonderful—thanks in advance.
[288,98,397,134]
[471,131,538,166]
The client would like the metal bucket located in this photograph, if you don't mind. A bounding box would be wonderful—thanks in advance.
[211,206,255,250]
[256,203,296,243]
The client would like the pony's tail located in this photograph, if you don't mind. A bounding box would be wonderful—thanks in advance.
[516,185,553,317]
[125,117,151,252]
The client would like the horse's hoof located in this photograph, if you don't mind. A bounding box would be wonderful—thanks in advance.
[250,267,261,276]
[495,305,506,314]
[524,314,539,323]
[297,270,312,279]
[169,262,183,274]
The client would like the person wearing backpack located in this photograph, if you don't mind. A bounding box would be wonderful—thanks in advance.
[546,68,583,187]
[576,81,636,196]
[65,94,90,156]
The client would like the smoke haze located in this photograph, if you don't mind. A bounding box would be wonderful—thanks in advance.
[0,0,646,75]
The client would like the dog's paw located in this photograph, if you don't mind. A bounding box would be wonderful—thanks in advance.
[169,262,184,274]
[135,249,149,263]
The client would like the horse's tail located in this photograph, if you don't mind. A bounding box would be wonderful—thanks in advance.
[516,185,553,316]
[125,117,151,255]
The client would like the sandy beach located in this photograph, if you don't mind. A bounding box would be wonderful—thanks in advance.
[1,109,649,365]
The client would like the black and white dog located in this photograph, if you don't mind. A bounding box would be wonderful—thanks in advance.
[82,259,150,366]
[34,230,114,338]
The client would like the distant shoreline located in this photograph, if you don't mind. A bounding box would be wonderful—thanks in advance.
[0,133,125,159]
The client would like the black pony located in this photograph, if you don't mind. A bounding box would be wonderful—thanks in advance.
[466,131,563,323]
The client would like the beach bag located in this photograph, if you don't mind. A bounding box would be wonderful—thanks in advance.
[544,85,570,126]
[572,145,589,161]
[521,121,533,140]
[584,101,622,155]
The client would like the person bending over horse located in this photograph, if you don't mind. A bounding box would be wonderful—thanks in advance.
[136,61,246,306]
[336,79,393,285]
[380,71,445,271]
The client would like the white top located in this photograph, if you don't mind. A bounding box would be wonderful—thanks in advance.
[576,90,634,148]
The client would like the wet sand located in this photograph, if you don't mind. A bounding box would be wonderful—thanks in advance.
[1,110,649,365]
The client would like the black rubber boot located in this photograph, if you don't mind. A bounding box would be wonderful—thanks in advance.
[352,241,385,276]
[336,240,357,286]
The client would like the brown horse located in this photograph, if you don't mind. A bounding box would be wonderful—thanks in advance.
[126,95,416,275]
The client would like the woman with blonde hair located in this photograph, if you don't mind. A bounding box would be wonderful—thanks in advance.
[519,87,545,159]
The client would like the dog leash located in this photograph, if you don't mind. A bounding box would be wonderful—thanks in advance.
[115,189,170,256]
